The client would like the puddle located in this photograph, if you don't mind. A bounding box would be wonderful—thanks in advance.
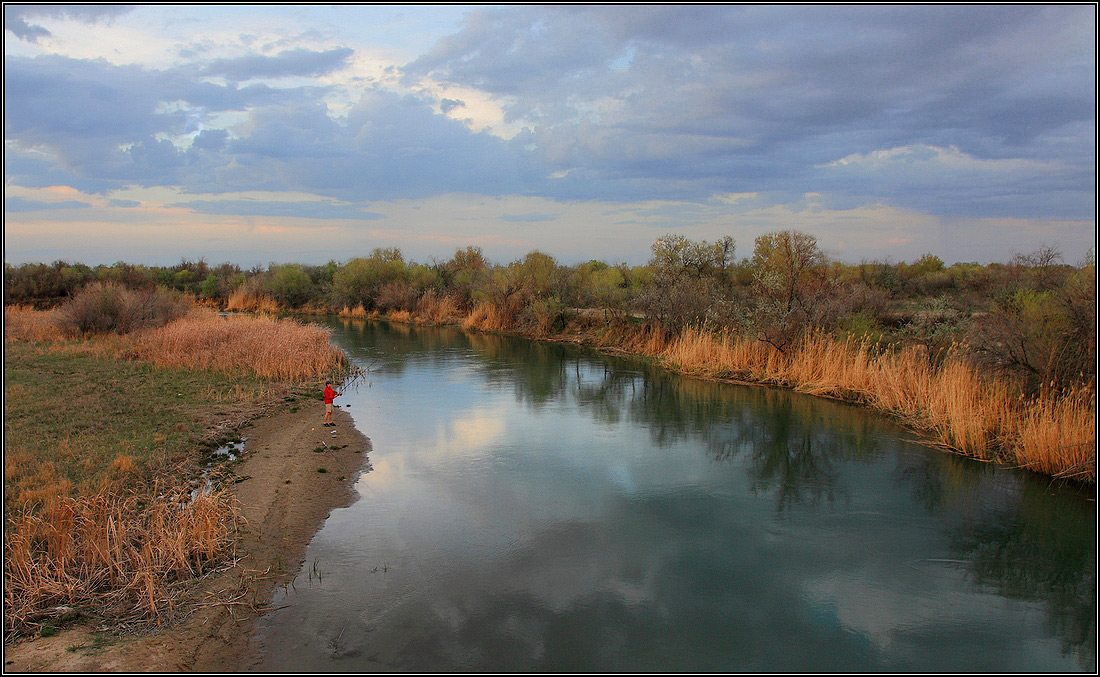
[190,436,248,500]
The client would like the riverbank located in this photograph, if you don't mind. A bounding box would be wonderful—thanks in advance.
[347,307,1095,484]
[3,403,370,672]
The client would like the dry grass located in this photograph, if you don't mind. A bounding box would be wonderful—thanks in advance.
[1012,386,1096,481]
[462,301,513,332]
[4,305,65,343]
[126,309,347,381]
[660,327,1094,481]
[416,291,465,325]
[338,304,368,318]
[225,290,281,314]
[4,304,349,635]
[4,485,238,636]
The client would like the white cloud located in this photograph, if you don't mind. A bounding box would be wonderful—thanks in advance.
[4,6,1096,267]
[825,144,1052,175]
[711,192,759,205]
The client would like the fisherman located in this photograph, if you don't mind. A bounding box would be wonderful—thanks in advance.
[323,381,340,427]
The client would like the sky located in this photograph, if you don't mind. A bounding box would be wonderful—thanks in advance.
[3,4,1097,268]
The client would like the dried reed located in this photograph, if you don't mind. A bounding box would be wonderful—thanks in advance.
[660,327,1094,481]
[4,485,238,636]
[462,302,512,332]
[226,290,281,314]
[3,306,65,343]
[338,304,368,318]
[127,309,347,381]
[1012,386,1096,481]
[415,291,465,324]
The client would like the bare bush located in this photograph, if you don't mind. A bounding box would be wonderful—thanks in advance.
[374,280,419,313]
[744,231,834,352]
[54,282,189,336]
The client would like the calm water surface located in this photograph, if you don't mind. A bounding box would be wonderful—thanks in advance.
[253,319,1096,672]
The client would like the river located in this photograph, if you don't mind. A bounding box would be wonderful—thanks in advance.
[253,318,1096,672]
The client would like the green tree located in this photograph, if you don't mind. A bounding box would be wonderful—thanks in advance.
[265,264,314,307]
[637,234,736,329]
[332,249,410,310]
[746,230,832,351]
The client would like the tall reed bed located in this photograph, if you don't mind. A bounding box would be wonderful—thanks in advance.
[323,301,1094,482]
[4,486,237,635]
[415,291,465,325]
[462,301,513,332]
[660,327,1094,481]
[225,289,281,314]
[128,309,347,381]
[3,305,65,343]
[338,303,369,318]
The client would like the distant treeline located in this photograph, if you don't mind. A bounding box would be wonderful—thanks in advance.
[4,231,1095,393]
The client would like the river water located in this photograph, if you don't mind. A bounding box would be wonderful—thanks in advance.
[253,318,1096,672]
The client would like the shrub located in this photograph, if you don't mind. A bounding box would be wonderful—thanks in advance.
[264,264,315,308]
[375,280,418,312]
[54,282,189,336]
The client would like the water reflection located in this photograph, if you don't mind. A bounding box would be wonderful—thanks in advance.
[262,318,1096,671]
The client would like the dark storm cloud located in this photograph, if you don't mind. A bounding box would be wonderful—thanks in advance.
[200,47,355,82]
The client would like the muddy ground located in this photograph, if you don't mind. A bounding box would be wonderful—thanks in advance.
[3,405,371,672]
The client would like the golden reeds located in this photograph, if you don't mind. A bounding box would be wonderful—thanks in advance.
[659,327,1094,480]
[1012,386,1096,481]
[4,486,238,635]
[3,305,65,343]
[415,291,465,325]
[462,301,512,332]
[127,309,347,381]
[225,290,281,314]
[338,304,368,318]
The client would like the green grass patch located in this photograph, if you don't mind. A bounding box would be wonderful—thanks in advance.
[3,341,272,515]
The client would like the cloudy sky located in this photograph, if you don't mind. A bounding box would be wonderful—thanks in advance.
[4,5,1096,267]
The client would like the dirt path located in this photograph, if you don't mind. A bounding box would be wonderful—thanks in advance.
[3,405,371,672]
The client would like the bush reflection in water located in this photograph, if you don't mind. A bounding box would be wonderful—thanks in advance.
[334,317,1095,670]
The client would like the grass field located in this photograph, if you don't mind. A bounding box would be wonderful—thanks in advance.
[4,340,275,515]
[3,306,347,636]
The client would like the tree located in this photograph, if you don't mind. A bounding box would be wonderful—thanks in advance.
[265,264,315,307]
[332,249,410,310]
[637,234,736,329]
[745,230,832,351]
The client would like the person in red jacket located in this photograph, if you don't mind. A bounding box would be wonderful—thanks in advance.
[323,381,340,427]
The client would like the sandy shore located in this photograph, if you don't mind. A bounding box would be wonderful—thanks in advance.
[3,404,371,672]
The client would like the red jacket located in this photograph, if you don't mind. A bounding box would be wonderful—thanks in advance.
[323,385,338,404]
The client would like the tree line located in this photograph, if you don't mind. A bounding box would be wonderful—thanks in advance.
[4,231,1094,394]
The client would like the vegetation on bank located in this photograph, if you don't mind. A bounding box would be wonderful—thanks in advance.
[3,298,348,637]
[1,230,1095,636]
[7,230,1091,480]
